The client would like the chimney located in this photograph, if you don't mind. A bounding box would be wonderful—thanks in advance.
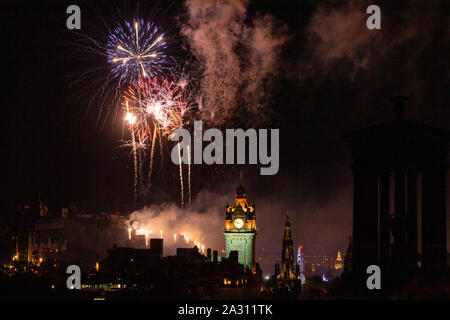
[213,250,218,263]
[229,250,238,263]
[150,238,163,258]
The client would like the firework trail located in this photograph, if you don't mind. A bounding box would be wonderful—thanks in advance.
[124,102,138,203]
[159,125,164,168]
[147,124,158,189]
[187,145,192,207]
[131,131,138,203]
[177,142,184,208]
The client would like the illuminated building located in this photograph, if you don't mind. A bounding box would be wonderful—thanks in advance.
[297,245,305,285]
[273,213,301,294]
[277,214,296,281]
[224,183,256,269]
[335,251,343,270]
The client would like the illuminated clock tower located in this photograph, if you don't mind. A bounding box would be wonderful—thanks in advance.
[224,183,256,269]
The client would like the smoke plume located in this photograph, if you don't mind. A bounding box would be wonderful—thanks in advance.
[127,186,234,255]
[181,0,287,125]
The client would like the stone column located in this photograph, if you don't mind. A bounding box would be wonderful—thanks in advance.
[395,172,406,215]
[422,167,446,269]
[353,168,379,273]
[379,172,390,265]
[406,170,418,269]
[393,171,406,267]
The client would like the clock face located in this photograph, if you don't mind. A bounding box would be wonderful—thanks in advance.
[234,218,244,229]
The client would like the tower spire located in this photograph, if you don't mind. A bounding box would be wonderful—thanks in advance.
[224,174,256,269]
[277,211,296,284]
[285,211,291,228]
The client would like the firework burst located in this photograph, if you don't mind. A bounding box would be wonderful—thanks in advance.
[122,76,192,203]
[107,19,167,84]
[123,76,189,137]
[68,2,182,126]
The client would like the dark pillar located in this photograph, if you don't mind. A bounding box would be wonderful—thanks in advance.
[406,170,418,269]
[353,169,378,273]
[422,167,447,269]
[393,171,406,267]
[395,172,406,215]
[379,172,390,265]
[352,169,362,271]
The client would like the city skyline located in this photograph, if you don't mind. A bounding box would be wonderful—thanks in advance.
[2,0,449,301]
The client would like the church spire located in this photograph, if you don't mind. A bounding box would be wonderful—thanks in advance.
[285,211,291,228]
[283,212,292,241]
[235,170,247,201]
[277,211,296,283]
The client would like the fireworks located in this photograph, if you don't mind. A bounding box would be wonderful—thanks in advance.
[124,101,139,203]
[123,76,188,136]
[121,76,191,201]
[107,19,167,83]
[73,6,197,205]
[187,145,192,207]
[69,2,185,128]
[177,143,184,208]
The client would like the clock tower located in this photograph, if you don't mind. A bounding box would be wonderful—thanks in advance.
[224,183,256,269]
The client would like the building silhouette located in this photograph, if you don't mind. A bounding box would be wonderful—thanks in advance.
[345,97,449,288]
[87,240,262,299]
[343,236,353,275]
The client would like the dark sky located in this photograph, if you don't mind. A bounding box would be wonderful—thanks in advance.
[3,0,449,271]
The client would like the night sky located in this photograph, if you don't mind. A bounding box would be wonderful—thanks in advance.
[3,0,449,272]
